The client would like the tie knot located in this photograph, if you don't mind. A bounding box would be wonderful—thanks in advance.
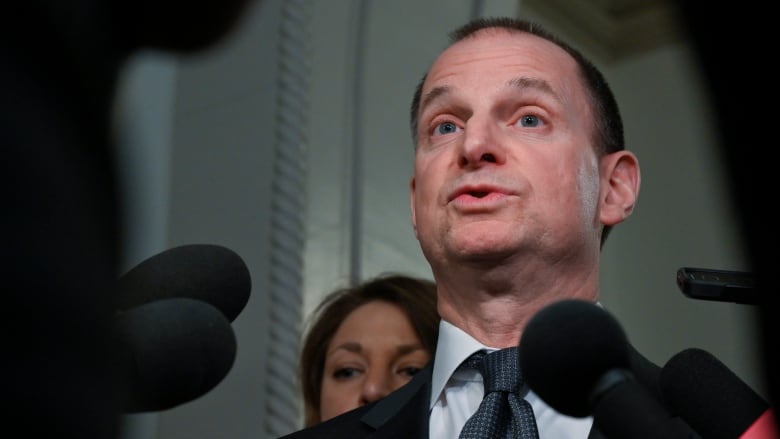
[458,346,539,438]
[465,347,521,393]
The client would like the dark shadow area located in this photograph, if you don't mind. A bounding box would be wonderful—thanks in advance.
[675,0,778,419]
[2,1,255,436]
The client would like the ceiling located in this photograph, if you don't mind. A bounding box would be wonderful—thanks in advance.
[522,0,685,63]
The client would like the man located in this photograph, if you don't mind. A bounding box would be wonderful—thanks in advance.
[281,16,680,438]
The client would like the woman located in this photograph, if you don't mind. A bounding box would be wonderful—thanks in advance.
[298,272,439,427]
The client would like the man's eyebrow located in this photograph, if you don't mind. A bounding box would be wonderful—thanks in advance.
[507,76,557,97]
[420,77,557,116]
[419,85,452,115]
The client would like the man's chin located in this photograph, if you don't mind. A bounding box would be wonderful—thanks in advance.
[449,238,518,263]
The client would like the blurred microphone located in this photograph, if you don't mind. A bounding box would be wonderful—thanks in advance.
[116,244,251,322]
[112,0,257,53]
[661,348,776,439]
[520,299,697,438]
[114,298,237,412]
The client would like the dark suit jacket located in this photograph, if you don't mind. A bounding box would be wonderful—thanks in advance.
[279,345,698,438]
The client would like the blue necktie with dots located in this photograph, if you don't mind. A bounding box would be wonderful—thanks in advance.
[458,347,539,439]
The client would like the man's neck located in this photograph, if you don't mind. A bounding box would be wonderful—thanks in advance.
[433,262,600,348]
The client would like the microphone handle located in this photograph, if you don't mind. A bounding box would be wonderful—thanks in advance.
[592,370,700,439]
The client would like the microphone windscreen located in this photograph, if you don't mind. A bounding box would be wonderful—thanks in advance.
[520,299,630,417]
[660,347,769,439]
[114,298,237,412]
[113,0,255,53]
[116,244,251,322]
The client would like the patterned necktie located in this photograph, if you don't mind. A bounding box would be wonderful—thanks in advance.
[458,347,540,439]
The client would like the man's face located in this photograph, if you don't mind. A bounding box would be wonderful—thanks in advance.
[410,29,604,268]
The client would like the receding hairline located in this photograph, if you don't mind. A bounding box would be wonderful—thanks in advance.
[414,27,580,143]
[411,18,615,152]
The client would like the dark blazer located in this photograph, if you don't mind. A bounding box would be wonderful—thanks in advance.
[278,345,698,438]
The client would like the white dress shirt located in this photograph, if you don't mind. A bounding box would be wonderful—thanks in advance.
[429,320,593,438]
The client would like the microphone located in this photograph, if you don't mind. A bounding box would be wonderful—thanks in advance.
[112,0,257,53]
[661,347,775,439]
[114,297,237,412]
[116,244,251,322]
[520,299,697,438]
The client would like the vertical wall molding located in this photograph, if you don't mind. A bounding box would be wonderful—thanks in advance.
[265,0,311,435]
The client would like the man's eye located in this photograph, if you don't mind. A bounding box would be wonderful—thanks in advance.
[518,114,541,128]
[435,121,459,135]
[333,368,359,379]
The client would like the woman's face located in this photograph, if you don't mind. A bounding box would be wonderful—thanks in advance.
[319,301,431,422]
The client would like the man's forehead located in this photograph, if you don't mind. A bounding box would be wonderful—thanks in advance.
[422,29,579,98]
[440,27,562,60]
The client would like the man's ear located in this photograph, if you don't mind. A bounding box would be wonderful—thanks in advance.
[599,150,641,226]
[410,176,419,239]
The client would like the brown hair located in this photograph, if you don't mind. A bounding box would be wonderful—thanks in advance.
[298,272,439,427]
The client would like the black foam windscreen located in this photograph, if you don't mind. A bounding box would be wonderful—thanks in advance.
[116,244,251,322]
[114,297,237,412]
[520,299,630,417]
[111,0,257,53]
[660,347,769,439]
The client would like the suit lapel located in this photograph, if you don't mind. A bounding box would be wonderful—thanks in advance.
[360,362,432,438]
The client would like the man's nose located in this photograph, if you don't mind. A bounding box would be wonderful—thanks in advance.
[458,117,504,168]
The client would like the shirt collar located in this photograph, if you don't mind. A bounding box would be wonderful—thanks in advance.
[429,301,604,411]
[429,319,496,410]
